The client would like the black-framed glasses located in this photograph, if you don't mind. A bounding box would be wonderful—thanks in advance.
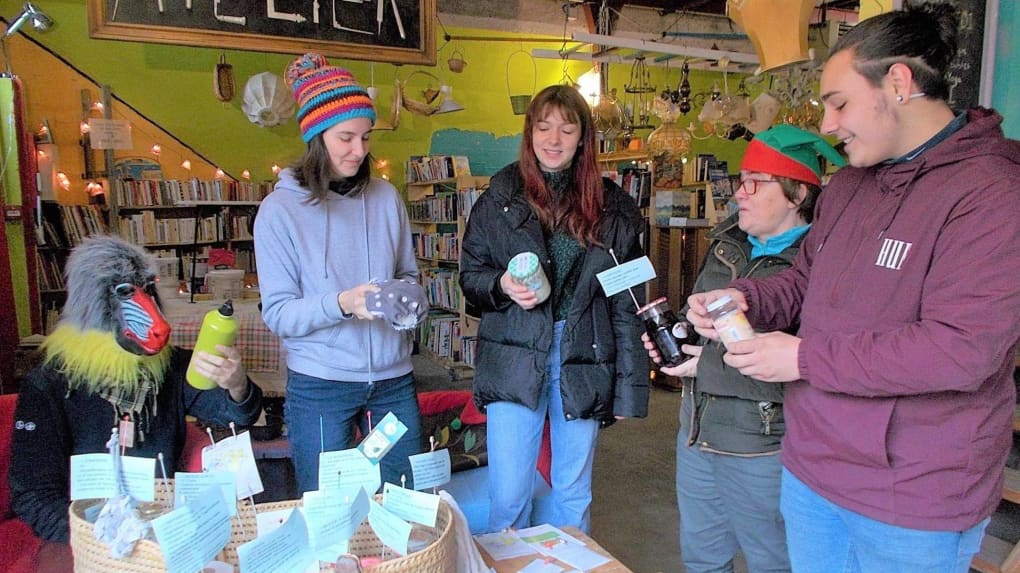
[738,178,778,196]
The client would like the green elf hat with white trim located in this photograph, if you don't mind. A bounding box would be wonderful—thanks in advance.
[740,124,846,186]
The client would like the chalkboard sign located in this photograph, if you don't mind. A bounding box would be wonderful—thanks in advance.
[86,0,436,66]
[913,0,992,110]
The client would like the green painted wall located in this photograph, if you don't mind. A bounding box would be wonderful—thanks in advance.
[992,0,1018,138]
[0,79,31,336]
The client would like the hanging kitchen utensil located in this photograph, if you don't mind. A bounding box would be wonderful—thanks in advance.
[213,53,235,102]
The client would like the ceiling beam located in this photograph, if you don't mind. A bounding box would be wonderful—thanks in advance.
[571,31,759,65]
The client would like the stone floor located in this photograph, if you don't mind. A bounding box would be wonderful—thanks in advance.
[413,355,1020,573]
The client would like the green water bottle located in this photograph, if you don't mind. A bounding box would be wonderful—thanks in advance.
[186,299,238,390]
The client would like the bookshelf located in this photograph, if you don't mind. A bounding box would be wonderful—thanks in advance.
[34,201,110,332]
[110,178,272,287]
[405,158,487,374]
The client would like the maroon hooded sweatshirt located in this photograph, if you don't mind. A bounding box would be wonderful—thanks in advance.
[732,108,1020,530]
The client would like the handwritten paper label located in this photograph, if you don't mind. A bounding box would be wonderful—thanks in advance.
[319,448,381,495]
[382,483,440,527]
[174,471,238,517]
[368,498,411,556]
[87,119,133,149]
[70,453,155,501]
[596,256,656,297]
[151,487,231,573]
[201,431,263,498]
[408,449,451,490]
[238,509,316,573]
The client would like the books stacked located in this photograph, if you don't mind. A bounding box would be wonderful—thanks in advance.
[405,155,471,183]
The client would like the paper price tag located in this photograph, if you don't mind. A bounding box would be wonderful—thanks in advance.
[596,256,656,297]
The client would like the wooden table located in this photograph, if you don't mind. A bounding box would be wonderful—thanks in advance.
[479,526,634,573]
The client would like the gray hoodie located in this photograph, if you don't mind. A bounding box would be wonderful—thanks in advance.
[254,168,420,382]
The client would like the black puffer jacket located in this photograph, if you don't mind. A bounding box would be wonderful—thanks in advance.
[460,163,648,425]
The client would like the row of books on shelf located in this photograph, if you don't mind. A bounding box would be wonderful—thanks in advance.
[113,178,273,207]
[461,336,477,367]
[405,155,471,184]
[620,168,651,208]
[686,153,730,185]
[36,251,65,291]
[38,204,107,248]
[411,232,459,261]
[117,211,225,246]
[407,186,485,222]
[417,312,463,361]
[408,193,459,222]
[420,267,462,312]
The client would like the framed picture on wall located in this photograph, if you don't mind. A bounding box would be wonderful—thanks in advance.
[86,0,436,66]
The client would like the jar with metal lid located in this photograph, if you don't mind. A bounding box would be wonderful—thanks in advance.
[706,294,755,349]
[637,297,698,367]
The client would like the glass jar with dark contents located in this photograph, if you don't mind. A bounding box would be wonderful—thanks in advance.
[637,297,698,367]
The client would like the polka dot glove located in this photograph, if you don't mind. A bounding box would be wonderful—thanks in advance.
[368,278,429,330]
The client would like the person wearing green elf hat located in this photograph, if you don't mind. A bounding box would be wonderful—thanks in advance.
[644,124,844,573]
[685,5,1020,572]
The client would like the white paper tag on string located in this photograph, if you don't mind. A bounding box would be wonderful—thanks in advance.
[201,431,264,499]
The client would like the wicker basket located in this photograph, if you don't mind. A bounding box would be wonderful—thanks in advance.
[70,482,457,572]
[399,70,445,117]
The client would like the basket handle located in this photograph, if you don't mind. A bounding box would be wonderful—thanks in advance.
[506,49,537,97]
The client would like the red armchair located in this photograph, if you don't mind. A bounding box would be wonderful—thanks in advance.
[0,393,45,573]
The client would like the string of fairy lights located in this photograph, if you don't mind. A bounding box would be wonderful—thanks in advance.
[35,91,397,201]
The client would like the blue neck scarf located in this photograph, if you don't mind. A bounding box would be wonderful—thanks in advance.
[749,224,810,258]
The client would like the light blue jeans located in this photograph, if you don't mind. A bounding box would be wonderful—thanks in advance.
[284,370,422,495]
[780,467,988,573]
[486,321,599,533]
[676,430,789,573]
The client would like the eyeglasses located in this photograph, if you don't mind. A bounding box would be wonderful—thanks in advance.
[738,178,778,196]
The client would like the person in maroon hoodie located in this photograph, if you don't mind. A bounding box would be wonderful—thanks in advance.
[685,5,1020,573]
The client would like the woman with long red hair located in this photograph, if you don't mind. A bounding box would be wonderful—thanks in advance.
[460,85,648,533]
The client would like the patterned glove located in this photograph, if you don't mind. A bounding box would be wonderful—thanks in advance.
[367,278,429,330]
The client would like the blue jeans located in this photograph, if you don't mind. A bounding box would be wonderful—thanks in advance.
[780,467,988,573]
[676,425,789,573]
[284,370,422,495]
[486,321,599,533]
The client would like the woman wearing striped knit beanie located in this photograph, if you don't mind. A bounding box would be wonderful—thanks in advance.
[254,53,426,495]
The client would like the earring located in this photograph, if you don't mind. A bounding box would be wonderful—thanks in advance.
[896,95,904,103]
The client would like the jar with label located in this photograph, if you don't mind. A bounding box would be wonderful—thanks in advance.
[706,294,755,349]
[507,252,551,304]
[637,297,698,367]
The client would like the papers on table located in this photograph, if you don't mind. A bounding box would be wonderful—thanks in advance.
[517,525,609,572]
[475,525,611,572]
[474,531,538,561]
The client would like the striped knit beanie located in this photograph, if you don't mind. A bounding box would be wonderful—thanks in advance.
[285,53,376,143]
